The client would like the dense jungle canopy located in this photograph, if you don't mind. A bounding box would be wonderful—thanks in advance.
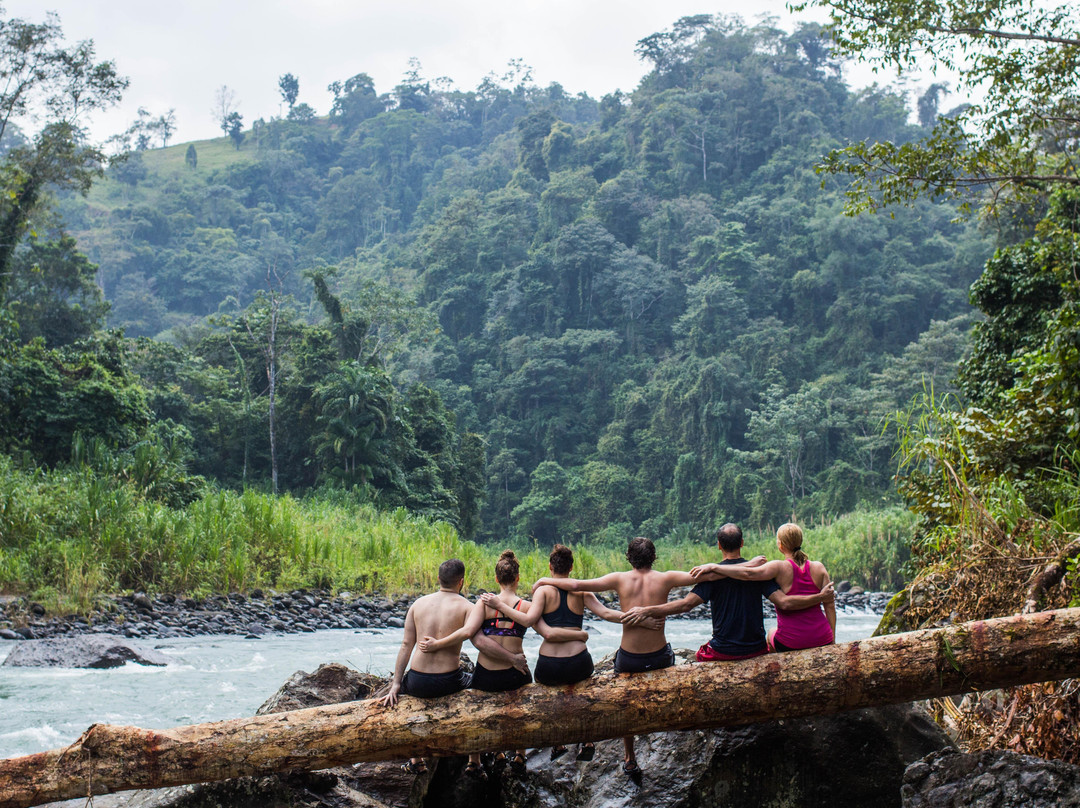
[9,16,994,547]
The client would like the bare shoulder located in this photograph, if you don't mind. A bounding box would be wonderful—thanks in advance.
[809,560,829,576]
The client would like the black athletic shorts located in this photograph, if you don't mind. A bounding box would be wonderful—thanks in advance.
[534,649,594,685]
[614,643,676,674]
[401,667,470,698]
[470,661,532,692]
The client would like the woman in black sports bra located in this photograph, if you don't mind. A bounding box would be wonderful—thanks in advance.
[484,544,661,762]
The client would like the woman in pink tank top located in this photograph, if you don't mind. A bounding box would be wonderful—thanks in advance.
[767,523,836,652]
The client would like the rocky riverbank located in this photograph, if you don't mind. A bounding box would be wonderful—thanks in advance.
[0,586,890,642]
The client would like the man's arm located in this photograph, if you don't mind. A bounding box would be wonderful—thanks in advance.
[583,592,665,631]
[531,572,623,594]
[468,630,529,673]
[690,559,782,582]
[622,592,705,625]
[768,582,835,611]
[381,606,417,707]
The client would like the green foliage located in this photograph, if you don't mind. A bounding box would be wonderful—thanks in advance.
[5,235,109,346]
[0,450,911,610]
[0,12,126,298]
[29,14,991,566]
[795,0,1080,213]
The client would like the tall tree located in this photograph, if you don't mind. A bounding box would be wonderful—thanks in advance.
[211,85,238,135]
[278,73,299,110]
[794,0,1080,213]
[0,10,126,302]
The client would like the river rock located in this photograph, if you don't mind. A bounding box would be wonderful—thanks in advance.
[1,634,169,668]
[902,747,1080,807]
[0,628,21,640]
[256,662,383,714]
[465,702,950,808]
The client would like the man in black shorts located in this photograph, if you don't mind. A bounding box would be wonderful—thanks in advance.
[382,558,525,773]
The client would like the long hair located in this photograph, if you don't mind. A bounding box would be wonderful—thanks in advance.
[777,523,807,565]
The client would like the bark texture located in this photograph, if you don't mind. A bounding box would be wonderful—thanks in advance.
[3,607,1080,808]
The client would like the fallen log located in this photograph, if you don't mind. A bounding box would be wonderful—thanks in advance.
[3,607,1080,808]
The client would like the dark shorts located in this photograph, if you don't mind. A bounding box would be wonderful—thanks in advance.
[614,643,676,674]
[470,661,532,692]
[534,650,594,685]
[772,637,797,653]
[401,667,470,699]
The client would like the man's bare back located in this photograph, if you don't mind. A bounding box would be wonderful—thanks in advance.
[405,590,473,674]
[533,556,696,654]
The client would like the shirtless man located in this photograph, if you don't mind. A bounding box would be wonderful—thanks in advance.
[622,523,834,662]
[530,537,692,782]
[381,558,526,773]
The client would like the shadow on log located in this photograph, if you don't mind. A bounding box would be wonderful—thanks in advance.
[3,607,1080,808]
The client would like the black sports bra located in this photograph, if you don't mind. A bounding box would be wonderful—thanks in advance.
[542,588,584,629]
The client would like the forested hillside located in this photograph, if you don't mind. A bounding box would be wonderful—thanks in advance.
[43,17,988,543]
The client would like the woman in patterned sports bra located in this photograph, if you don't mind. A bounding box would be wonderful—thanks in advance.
[484,544,660,762]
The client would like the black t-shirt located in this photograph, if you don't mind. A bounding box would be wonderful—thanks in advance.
[691,559,780,656]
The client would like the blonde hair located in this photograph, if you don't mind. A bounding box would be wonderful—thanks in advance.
[777,523,807,565]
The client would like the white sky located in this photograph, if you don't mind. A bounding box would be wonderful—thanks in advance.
[8,0,859,144]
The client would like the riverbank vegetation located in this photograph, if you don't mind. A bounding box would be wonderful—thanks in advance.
[0,453,912,613]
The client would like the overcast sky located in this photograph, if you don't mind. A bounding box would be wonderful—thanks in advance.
[9,0,866,144]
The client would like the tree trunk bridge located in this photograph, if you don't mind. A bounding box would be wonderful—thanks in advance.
[2,608,1079,808]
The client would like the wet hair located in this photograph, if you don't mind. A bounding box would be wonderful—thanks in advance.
[549,544,574,575]
[777,523,807,565]
[495,549,519,585]
[716,523,743,553]
[438,558,465,588]
[626,537,656,570]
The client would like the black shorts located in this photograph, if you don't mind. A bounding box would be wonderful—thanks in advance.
[470,661,532,692]
[772,637,797,653]
[614,643,676,674]
[534,650,594,685]
[401,667,470,699]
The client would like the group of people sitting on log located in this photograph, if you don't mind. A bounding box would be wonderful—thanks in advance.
[381,522,836,782]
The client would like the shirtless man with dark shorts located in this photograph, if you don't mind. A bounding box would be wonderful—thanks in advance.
[381,558,525,773]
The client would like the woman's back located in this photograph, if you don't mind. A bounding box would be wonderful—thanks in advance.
[774,559,833,649]
[477,594,527,669]
[538,586,587,657]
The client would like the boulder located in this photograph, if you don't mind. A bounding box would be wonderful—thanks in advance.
[475,702,951,808]
[902,747,1080,807]
[1,634,169,668]
[256,662,383,715]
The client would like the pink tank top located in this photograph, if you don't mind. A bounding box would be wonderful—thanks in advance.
[774,559,834,649]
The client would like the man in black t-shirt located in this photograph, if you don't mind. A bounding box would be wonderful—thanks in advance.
[622,523,833,661]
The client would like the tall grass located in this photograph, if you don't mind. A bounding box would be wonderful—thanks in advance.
[0,456,913,613]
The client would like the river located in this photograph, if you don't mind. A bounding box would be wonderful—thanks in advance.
[0,610,882,760]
